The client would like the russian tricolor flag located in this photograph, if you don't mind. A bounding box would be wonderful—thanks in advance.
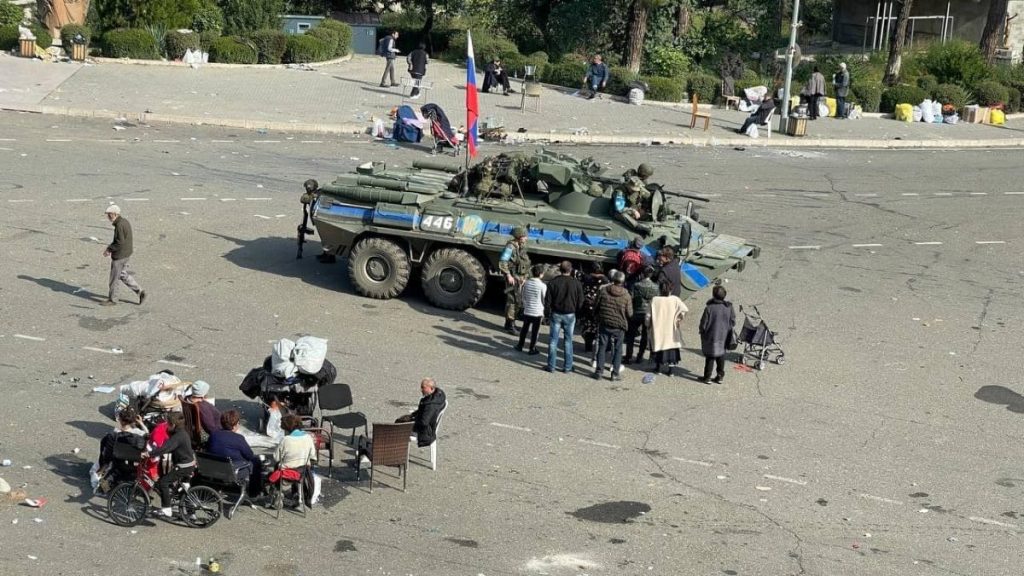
[465,30,479,158]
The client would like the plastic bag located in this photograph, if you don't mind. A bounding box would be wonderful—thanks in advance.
[912,106,923,122]
[745,123,759,139]
[293,336,328,375]
[271,338,297,378]
[919,99,934,123]
[310,472,323,505]
[931,101,942,118]
[943,113,959,125]
[266,405,284,441]
[628,88,644,106]
[818,102,830,118]
[990,109,1006,125]
[894,103,913,122]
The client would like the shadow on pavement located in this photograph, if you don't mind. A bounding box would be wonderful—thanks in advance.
[45,452,95,505]
[197,231,350,293]
[975,385,1024,413]
[17,275,104,302]
[67,419,113,440]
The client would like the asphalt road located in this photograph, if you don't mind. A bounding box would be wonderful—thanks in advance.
[0,112,1022,576]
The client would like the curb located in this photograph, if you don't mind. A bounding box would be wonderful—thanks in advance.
[2,104,1022,149]
[88,53,352,70]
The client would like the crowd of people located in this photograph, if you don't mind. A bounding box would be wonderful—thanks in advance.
[500,231,738,383]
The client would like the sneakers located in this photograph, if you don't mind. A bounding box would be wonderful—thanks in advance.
[100,299,116,306]
[138,290,146,305]
[155,507,173,518]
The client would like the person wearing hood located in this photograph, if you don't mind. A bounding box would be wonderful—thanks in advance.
[698,285,736,384]
[593,270,632,381]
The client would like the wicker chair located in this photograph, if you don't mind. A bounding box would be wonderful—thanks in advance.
[360,422,414,493]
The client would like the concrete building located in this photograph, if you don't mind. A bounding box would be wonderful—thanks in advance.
[832,0,1024,61]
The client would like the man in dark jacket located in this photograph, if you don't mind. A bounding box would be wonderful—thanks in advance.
[582,54,609,100]
[141,412,196,518]
[544,260,584,373]
[102,204,145,306]
[656,246,682,298]
[378,30,400,88]
[833,62,850,119]
[396,378,446,447]
[624,266,658,364]
[593,270,632,381]
[738,96,776,135]
[483,58,513,95]
[698,285,736,384]
[406,42,429,98]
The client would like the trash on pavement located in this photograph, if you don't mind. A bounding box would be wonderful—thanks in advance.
[1,459,11,467]
[0,478,10,493]
[24,498,47,508]
[92,386,115,394]
[641,373,655,384]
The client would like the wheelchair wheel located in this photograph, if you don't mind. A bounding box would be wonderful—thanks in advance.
[107,482,149,527]
[180,486,222,528]
[775,355,786,365]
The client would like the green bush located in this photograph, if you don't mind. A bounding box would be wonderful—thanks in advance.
[31,23,51,48]
[974,80,1009,107]
[541,62,587,89]
[916,74,938,94]
[208,35,257,64]
[0,24,16,50]
[919,40,989,87]
[199,30,219,51]
[642,46,690,80]
[220,0,284,35]
[644,76,684,102]
[102,28,159,59]
[0,0,23,27]
[852,83,882,113]
[687,73,719,104]
[60,23,92,48]
[305,25,338,58]
[606,66,640,97]
[191,0,224,33]
[879,84,928,113]
[248,28,286,64]
[284,34,331,63]
[448,29,518,64]
[316,19,352,58]
[931,83,974,109]
[164,30,200,59]
[1006,86,1021,114]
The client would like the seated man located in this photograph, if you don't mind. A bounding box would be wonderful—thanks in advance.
[738,96,776,135]
[482,58,513,95]
[186,380,221,434]
[207,409,264,497]
[611,177,653,234]
[395,378,447,448]
[581,54,609,100]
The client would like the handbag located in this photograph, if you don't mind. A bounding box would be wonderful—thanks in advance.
[725,328,738,351]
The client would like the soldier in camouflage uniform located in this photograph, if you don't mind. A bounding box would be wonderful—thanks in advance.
[499,226,531,333]
[612,176,653,234]
[622,163,654,184]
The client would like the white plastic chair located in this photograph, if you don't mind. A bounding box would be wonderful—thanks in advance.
[760,108,775,139]
[411,401,447,470]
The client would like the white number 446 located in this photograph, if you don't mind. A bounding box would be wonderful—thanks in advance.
[421,215,453,231]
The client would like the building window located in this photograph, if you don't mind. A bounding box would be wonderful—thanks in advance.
[298,23,311,32]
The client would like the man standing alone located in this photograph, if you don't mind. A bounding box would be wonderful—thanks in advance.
[378,30,400,88]
[406,42,429,99]
[834,63,850,119]
[102,205,145,306]
[544,261,584,373]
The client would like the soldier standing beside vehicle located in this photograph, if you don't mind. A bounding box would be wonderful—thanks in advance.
[101,205,145,306]
[499,226,531,333]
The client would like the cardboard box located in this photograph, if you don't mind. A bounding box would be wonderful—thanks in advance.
[786,117,807,136]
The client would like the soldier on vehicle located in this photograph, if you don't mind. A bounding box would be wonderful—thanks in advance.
[623,163,654,184]
[612,176,653,234]
[499,226,531,333]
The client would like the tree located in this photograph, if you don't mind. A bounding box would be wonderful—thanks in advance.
[883,0,913,85]
[624,0,668,73]
[979,0,1009,64]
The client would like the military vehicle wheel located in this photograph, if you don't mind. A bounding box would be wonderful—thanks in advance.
[349,237,410,299]
[421,248,487,311]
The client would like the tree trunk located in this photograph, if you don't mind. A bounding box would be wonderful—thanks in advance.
[625,0,649,74]
[419,0,435,53]
[674,2,690,38]
[883,0,914,86]
[980,0,1010,63]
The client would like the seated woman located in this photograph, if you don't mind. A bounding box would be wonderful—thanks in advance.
[91,407,148,493]
[269,414,317,507]
[207,409,264,497]
[141,412,196,519]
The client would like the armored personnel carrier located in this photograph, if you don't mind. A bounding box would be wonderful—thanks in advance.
[306,149,759,311]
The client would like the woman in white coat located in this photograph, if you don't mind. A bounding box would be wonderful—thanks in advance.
[650,281,688,376]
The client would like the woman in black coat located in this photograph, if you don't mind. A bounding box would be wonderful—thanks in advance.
[698,285,735,384]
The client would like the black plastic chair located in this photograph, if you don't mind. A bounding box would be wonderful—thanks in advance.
[317,383,368,472]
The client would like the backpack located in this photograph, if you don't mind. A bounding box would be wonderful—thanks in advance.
[618,248,644,278]
[377,36,390,57]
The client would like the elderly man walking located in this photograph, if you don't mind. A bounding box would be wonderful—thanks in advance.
[101,205,145,306]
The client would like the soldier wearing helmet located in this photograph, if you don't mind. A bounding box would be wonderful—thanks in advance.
[612,176,653,234]
[623,163,654,183]
[498,226,532,333]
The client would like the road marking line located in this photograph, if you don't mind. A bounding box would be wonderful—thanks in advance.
[968,516,1018,529]
[253,140,280,143]
[970,192,987,196]
[976,241,1006,245]
[245,197,273,201]
[301,140,323,144]
[788,245,821,250]
[703,193,721,198]
[753,193,776,197]
[7,199,33,203]
[275,214,287,218]
[219,198,237,202]
[853,193,878,197]
[914,241,943,245]
[490,422,531,432]
[1005,192,1024,195]
[859,493,903,505]
[0,138,16,141]
[578,439,620,449]
[98,139,126,143]
[180,197,207,201]
[804,193,829,197]
[852,243,882,247]
[254,214,271,220]
[46,138,72,142]
[933,192,953,196]
[158,359,197,368]
[13,334,45,341]
[66,198,91,203]
[211,139,235,143]
[763,474,807,486]
[901,193,919,196]
[672,457,713,467]
[153,139,180,143]
[124,198,149,202]
[82,346,123,354]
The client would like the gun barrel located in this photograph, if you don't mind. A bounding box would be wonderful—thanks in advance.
[663,190,711,203]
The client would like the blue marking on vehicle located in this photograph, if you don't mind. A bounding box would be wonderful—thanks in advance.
[682,262,710,288]
[483,221,630,250]
[321,203,373,222]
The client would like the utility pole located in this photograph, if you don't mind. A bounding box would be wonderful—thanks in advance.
[780,0,801,133]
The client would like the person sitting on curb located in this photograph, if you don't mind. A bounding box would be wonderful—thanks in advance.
[581,54,609,100]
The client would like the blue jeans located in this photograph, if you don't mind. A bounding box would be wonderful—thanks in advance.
[547,313,576,371]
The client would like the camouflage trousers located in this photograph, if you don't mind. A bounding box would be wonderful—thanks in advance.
[504,277,525,321]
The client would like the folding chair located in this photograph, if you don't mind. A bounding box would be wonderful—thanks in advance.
[689,94,711,131]
[520,81,542,114]
[401,77,433,105]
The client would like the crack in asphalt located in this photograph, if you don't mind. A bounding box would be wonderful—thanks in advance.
[970,288,995,356]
